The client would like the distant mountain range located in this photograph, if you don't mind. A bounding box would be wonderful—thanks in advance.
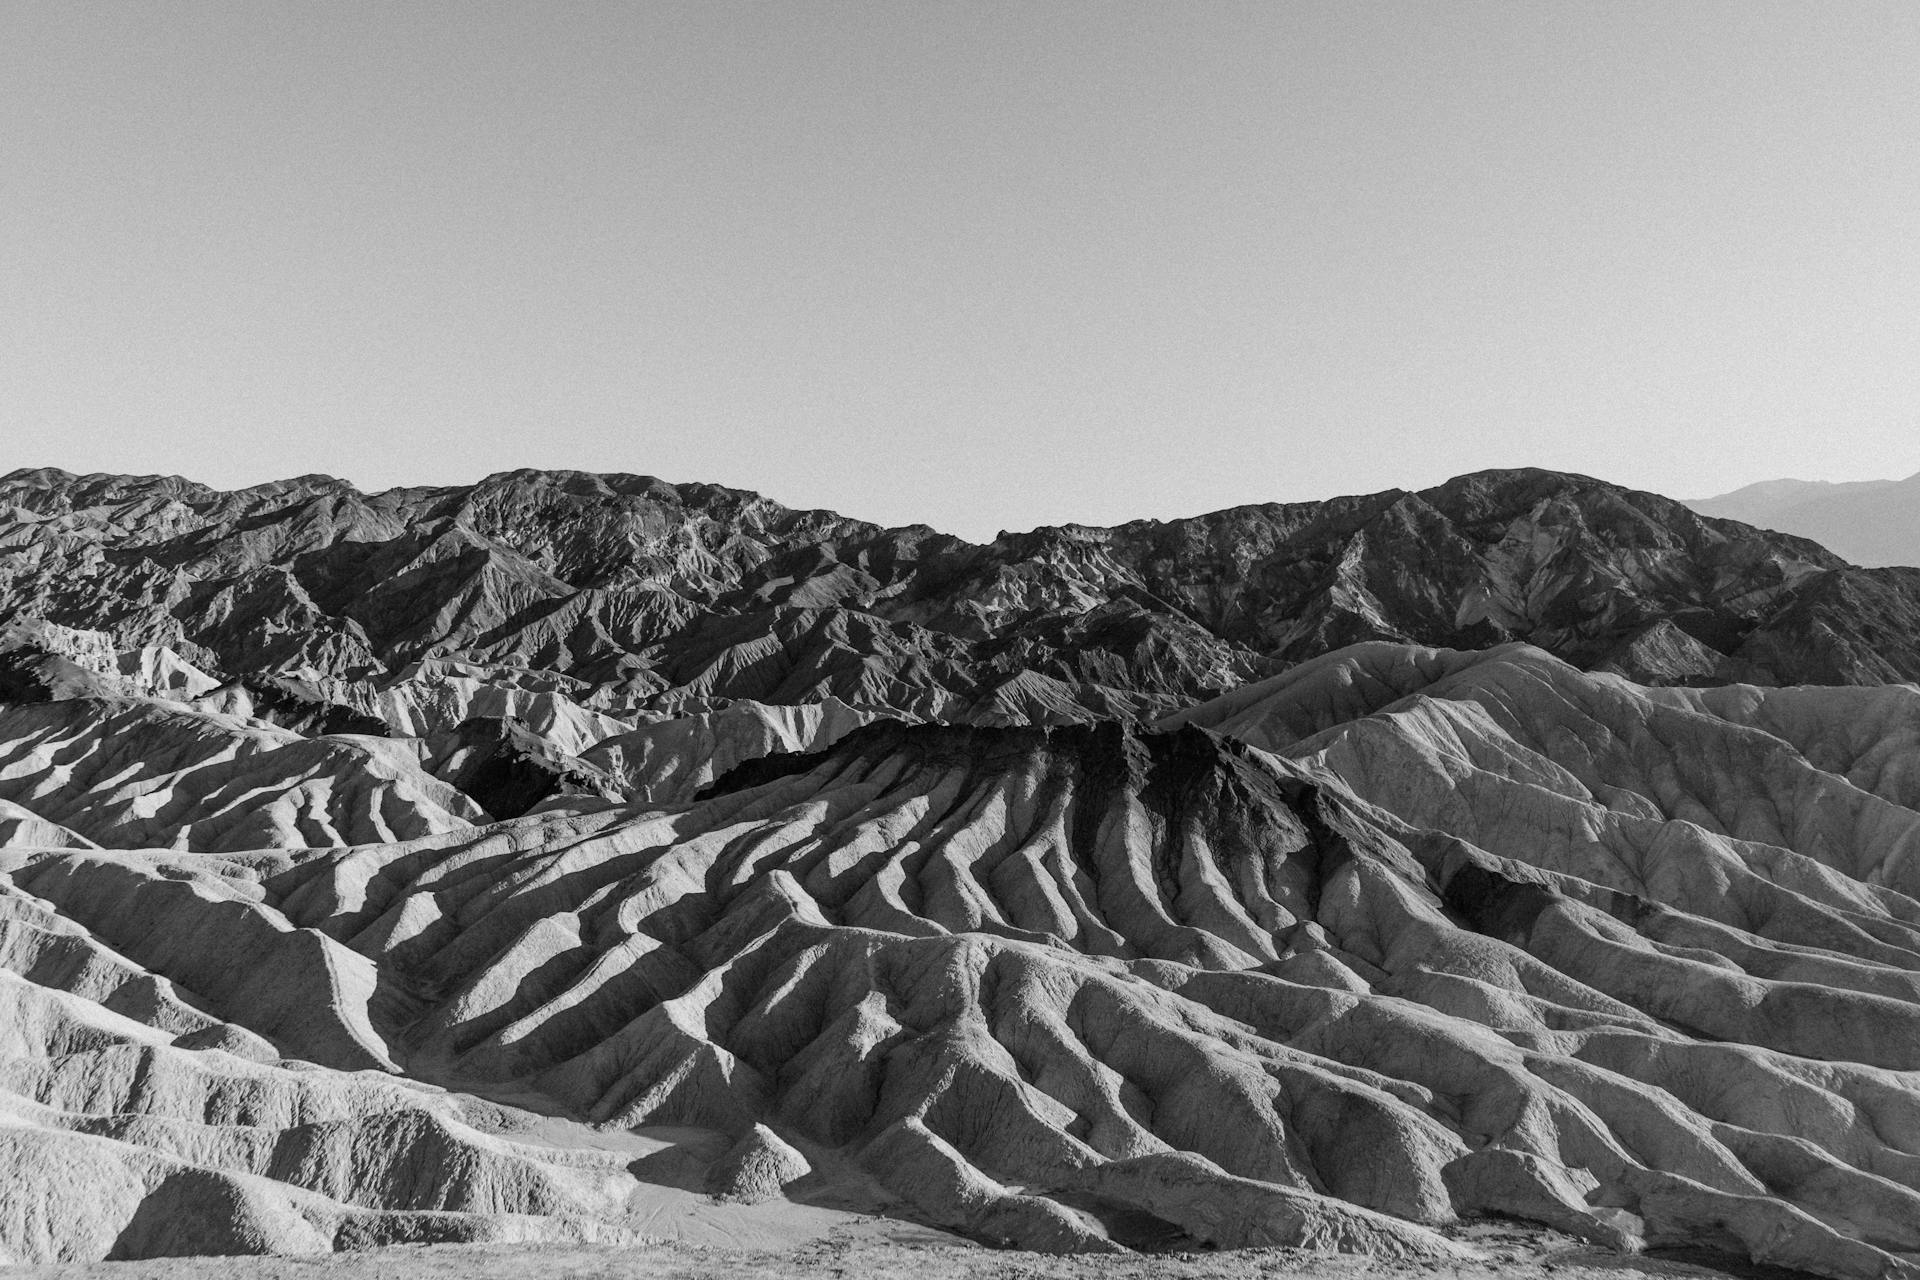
[6,465,1920,725]
[1687,471,1920,568]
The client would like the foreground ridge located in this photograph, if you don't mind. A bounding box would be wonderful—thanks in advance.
[4,643,1920,1274]
[7,465,1920,1275]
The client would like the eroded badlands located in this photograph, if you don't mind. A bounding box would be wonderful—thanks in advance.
[6,468,1920,1278]
[0,645,1918,1275]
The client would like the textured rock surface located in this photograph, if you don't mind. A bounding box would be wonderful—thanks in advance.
[10,464,1920,846]
[5,668,1920,1274]
[8,465,1920,1275]
[7,466,1920,735]
[0,699,484,851]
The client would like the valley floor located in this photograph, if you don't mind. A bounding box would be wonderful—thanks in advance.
[9,1225,1811,1280]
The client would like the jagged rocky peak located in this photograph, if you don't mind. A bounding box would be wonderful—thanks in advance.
[5,463,1919,726]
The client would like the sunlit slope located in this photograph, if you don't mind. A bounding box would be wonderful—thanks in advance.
[0,700,485,851]
[6,689,1920,1274]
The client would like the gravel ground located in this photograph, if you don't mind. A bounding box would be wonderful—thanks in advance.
[11,1220,1814,1280]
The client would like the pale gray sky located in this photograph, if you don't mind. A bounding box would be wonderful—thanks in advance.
[4,2,1918,539]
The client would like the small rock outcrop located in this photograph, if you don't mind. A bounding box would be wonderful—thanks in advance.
[704,1126,812,1203]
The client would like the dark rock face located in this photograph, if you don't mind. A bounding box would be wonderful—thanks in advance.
[231,676,392,738]
[3,467,1916,729]
[424,714,622,819]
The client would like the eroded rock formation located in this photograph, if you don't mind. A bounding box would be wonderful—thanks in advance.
[0,657,1917,1273]
[8,465,1920,736]
[6,467,1920,1275]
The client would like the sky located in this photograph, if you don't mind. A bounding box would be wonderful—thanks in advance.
[4,2,1918,540]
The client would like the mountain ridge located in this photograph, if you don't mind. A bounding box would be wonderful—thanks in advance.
[8,464,1920,1273]
[1688,471,1920,568]
[5,464,1915,720]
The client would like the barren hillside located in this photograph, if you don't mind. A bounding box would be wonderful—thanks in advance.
[4,471,1920,1277]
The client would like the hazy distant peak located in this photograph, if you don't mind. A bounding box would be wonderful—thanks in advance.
[1698,477,1890,503]
[1686,473,1920,568]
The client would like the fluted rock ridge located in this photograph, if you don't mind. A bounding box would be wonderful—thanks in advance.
[6,677,1920,1274]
